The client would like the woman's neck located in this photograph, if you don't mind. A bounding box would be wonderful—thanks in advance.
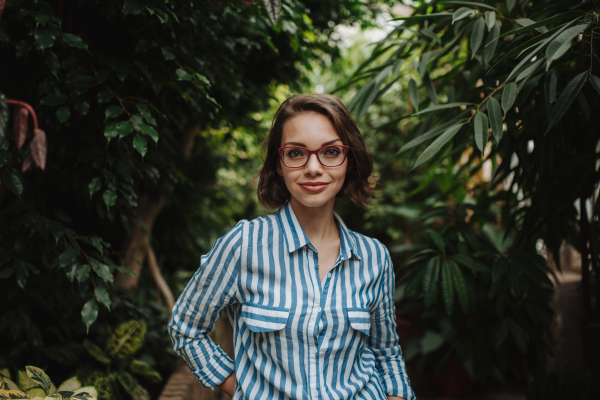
[289,196,339,246]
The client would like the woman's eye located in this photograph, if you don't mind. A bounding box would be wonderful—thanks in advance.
[324,148,340,155]
[288,150,302,157]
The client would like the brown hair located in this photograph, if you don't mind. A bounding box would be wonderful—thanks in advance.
[255,94,376,210]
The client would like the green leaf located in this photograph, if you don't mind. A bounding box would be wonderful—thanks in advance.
[74,264,90,283]
[62,33,89,51]
[506,0,516,12]
[449,261,468,314]
[398,121,457,154]
[88,177,102,199]
[420,330,445,354]
[133,135,148,158]
[408,78,419,112]
[97,91,113,104]
[129,360,162,383]
[161,47,175,60]
[83,339,111,364]
[470,17,485,57]
[106,320,147,360]
[446,1,497,11]
[484,11,495,31]
[40,93,69,106]
[423,73,438,105]
[413,124,463,168]
[589,75,600,95]
[3,169,24,195]
[104,121,119,143]
[422,257,440,308]
[56,106,70,122]
[403,266,427,295]
[95,286,112,310]
[81,299,98,334]
[105,105,124,120]
[452,7,475,24]
[412,102,472,115]
[546,24,590,70]
[74,99,90,116]
[35,28,57,50]
[91,258,114,285]
[547,71,587,133]
[425,229,445,252]
[136,104,157,125]
[45,50,60,78]
[544,72,558,103]
[487,96,503,142]
[103,189,116,210]
[90,237,103,255]
[25,366,52,392]
[137,123,158,144]
[176,69,192,80]
[474,111,488,152]
[58,249,79,268]
[501,82,517,116]
[116,121,134,138]
[453,254,488,273]
[440,260,455,315]
[483,22,500,66]
[515,18,548,34]
[498,10,584,39]
[392,13,452,23]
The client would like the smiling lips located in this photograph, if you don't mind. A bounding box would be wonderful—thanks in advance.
[299,182,330,192]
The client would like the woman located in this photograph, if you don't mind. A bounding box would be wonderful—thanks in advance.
[168,94,415,400]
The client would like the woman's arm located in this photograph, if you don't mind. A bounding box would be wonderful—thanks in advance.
[369,244,416,400]
[218,372,236,397]
[168,221,246,390]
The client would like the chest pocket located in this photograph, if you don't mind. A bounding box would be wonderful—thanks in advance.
[346,307,371,336]
[241,302,290,333]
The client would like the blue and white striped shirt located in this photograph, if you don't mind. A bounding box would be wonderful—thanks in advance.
[168,200,415,400]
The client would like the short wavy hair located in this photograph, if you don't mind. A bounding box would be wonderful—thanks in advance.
[255,94,376,210]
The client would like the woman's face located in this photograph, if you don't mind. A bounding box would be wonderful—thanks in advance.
[277,111,348,209]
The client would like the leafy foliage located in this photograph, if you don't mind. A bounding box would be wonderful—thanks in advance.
[342,0,600,390]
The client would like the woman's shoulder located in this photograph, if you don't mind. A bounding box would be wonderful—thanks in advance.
[345,228,391,262]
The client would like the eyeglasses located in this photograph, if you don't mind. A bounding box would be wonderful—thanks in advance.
[278,145,350,168]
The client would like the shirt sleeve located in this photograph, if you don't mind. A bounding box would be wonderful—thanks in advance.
[167,220,246,389]
[369,245,416,400]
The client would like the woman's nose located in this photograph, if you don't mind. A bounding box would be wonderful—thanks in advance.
[304,153,323,175]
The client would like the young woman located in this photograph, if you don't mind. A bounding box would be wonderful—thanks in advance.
[168,94,415,400]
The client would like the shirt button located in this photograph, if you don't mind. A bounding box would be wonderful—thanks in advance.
[311,348,318,354]
[312,390,319,396]
[316,306,322,312]
[327,272,332,278]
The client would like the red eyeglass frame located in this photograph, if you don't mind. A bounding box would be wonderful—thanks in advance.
[277,145,350,168]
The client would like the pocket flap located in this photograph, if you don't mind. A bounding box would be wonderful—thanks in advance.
[347,308,371,335]
[242,303,290,333]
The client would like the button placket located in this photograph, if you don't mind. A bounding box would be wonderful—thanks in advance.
[306,248,321,400]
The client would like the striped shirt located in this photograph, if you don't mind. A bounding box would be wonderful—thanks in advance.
[168,200,415,400]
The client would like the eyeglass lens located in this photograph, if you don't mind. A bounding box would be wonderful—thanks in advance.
[281,146,346,167]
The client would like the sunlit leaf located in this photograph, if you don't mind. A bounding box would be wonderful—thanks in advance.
[105,105,124,120]
[94,286,111,311]
[474,111,488,152]
[413,102,473,115]
[484,11,495,31]
[452,7,474,24]
[497,10,584,39]
[81,299,98,334]
[262,0,281,25]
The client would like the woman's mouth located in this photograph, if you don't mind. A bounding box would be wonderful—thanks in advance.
[298,182,330,193]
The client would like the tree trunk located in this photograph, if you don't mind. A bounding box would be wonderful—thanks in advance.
[115,118,202,312]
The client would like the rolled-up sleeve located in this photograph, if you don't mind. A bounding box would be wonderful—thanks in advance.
[369,246,416,400]
[167,220,246,389]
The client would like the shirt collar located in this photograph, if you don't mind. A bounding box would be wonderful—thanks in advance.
[276,201,362,261]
